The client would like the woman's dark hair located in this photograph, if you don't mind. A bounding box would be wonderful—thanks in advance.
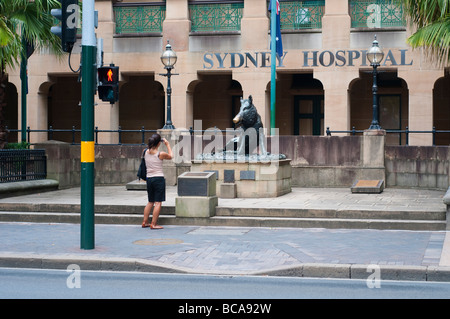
[148,133,161,149]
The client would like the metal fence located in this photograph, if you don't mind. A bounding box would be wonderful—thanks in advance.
[6,126,194,146]
[0,149,47,183]
[326,127,450,146]
[6,126,450,146]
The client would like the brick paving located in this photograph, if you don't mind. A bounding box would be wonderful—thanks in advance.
[0,185,449,280]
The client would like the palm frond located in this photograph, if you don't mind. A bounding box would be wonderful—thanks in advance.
[0,0,64,72]
[398,0,450,66]
[408,14,450,64]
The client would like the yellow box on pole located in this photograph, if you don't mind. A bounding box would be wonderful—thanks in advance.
[81,141,95,163]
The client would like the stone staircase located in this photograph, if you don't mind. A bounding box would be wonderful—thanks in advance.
[0,201,446,231]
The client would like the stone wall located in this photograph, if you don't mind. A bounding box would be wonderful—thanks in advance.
[35,135,450,190]
[35,141,144,189]
[278,134,385,187]
[385,146,450,190]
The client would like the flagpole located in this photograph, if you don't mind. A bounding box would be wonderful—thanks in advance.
[270,0,277,135]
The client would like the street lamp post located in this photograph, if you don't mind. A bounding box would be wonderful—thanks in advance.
[160,42,178,130]
[366,35,385,130]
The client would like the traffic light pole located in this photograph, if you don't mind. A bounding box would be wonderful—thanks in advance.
[80,0,96,249]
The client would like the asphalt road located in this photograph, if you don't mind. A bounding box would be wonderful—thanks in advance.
[1,267,449,300]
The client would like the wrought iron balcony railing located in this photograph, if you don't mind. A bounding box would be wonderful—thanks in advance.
[350,0,406,29]
[189,2,244,32]
[114,3,166,34]
[111,1,405,36]
[279,0,325,30]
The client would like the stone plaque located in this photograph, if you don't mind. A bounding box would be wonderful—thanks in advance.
[240,170,255,180]
[224,170,235,183]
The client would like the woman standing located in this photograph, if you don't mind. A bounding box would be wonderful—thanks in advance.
[142,133,173,229]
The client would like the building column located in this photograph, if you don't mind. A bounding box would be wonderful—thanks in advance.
[96,0,115,61]
[399,70,443,145]
[95,98,119,144]
[241,0,269,51]
[316,69,358,134]
[322,0,351,49]
[317,0,352,135]
[163,0,190,51]
[94,0,118,144]
[23,76,48,144]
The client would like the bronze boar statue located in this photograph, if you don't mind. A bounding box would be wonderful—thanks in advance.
[226,95,267,156]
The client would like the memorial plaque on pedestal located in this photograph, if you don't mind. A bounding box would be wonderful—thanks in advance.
[177,171,216,196]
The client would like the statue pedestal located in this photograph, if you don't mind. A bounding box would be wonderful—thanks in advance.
[176,172,218,218]
[191,159,292,198]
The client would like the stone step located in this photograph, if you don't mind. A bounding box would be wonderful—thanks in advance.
[0,203,174,215]
[215,207,446,221]
[0,203,444,222]
[0,210,445,231]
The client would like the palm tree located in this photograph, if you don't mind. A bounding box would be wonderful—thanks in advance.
[0,0,62,149]
[400,0,450,66]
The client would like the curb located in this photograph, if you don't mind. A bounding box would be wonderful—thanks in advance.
[257,263,450,282]
[1,255,450,282]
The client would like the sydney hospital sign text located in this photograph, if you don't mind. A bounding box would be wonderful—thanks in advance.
[202,49,413,69]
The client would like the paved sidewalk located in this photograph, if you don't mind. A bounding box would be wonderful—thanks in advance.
[0,186,449,281]
[0,184,447,212]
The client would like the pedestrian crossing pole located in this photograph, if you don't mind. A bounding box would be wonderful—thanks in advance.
[80,0,96,249]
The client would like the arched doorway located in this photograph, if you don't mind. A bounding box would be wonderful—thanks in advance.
[192,73,243,131]
[274,72,324,135]
[119,75,165,144]
[47,75,82,143]
[349,69,408,145]
[433,69,450,145]
[4,82,18,143]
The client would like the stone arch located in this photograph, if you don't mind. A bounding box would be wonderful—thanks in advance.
[45,74,81,143]
[191,72,243,131]
[119,75,165,144]
[433,68,450,145]
[4,81,18,143]
[267,72,324,135]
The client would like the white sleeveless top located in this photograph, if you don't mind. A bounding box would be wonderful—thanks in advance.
[144,151,164,178]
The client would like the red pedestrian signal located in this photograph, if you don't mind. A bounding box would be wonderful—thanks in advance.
[107,69,113,82]
[97,64,119,103]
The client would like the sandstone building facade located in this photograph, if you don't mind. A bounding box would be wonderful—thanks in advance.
[4,0,450,146]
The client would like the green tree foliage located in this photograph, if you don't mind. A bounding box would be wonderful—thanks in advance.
[400,0,450,66]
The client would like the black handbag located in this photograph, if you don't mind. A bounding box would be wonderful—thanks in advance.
[137,149,147,181]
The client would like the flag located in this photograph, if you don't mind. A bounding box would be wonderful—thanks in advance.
[269,0,283,58]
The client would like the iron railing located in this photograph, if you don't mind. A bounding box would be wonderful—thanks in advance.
[349,0,406,29]
[6,126,450,147]
[0,149,47,183]
[189,1,244,32]
[326,127,450,146]
[279,0,325,30]
[114,3,166,34]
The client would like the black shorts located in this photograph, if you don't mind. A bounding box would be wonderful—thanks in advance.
[146,177,166,202]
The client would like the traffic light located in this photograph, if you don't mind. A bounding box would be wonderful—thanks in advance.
[97,64,119,103]
[51,0,79,53]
